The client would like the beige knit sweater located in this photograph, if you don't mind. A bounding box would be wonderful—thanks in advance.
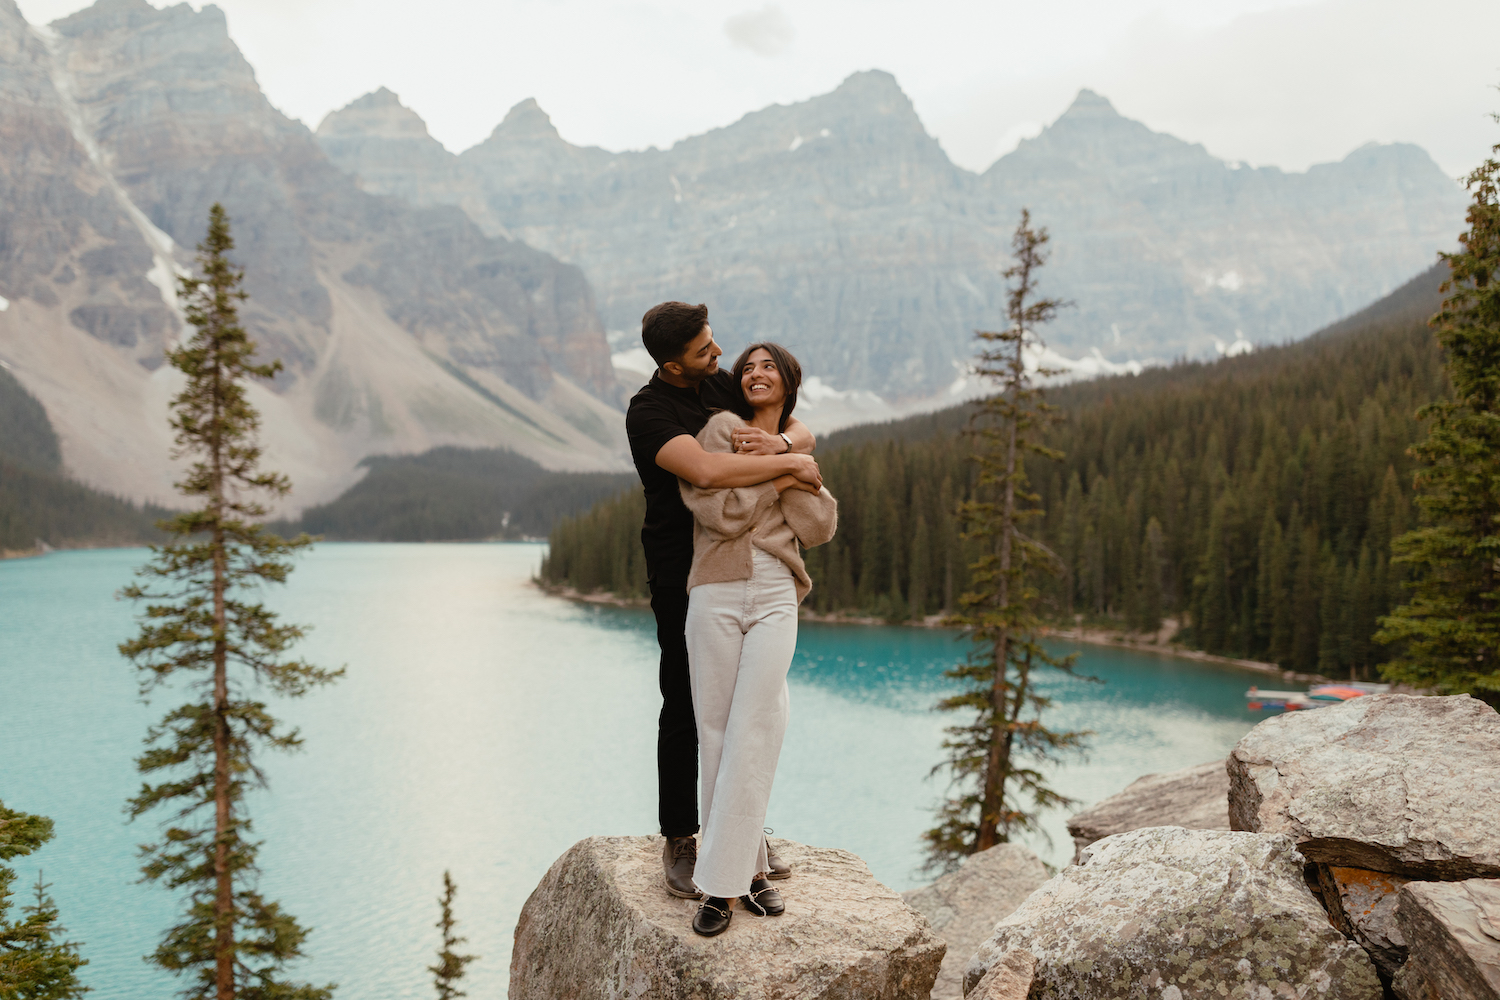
[679,410,838,602]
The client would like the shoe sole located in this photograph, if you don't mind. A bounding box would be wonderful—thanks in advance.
[666,882,703,899]
[765,869,790,880]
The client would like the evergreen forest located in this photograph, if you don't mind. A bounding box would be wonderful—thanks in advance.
[542,263,1450,677]
[0,365,164,553]
[280,448,637,542]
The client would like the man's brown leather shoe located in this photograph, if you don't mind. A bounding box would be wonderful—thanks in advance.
[765,834,791,880]
[663,835,702,899]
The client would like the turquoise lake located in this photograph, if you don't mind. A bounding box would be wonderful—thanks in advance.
[0,543,1271,998]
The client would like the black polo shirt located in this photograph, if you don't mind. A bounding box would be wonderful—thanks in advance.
[626,369,742,581]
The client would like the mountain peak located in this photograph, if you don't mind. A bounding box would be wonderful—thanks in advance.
[826,68,919,118]
[834,69,903,97]
[53,0,223,38]
[351,86,402,110]
[1061,88,1121,118]
[317,87,432,140]
[492,98,560,142]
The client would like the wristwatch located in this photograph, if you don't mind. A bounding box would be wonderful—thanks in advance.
[778,432,792,454]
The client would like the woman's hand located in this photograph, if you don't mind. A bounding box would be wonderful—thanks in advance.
[730,425,788,455]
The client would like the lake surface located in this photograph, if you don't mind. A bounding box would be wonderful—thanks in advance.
[0,543,1270,998]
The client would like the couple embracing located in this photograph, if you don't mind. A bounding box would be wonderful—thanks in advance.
[625,301,838,937]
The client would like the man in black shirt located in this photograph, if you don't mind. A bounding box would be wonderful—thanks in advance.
[625,301,819,898]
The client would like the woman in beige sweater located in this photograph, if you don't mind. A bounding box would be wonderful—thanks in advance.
[678,342,837,937]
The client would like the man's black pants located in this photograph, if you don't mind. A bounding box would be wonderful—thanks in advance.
[650,572,699,838]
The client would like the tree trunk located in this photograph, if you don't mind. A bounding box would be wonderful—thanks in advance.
[210,365,235,1000]
[995,650,1032,842]
[977,347,1022,851]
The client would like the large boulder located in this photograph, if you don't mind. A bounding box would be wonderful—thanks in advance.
[902,843,1050,1000]
[1391,878,1500,1000]
[963,826,1382,999]
[509,835,944,1000]
[1066,760,1230,862]
[1228,694,1500,879]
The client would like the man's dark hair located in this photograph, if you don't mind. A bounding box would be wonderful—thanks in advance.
[728,341,802,433]
[641,301,710,365]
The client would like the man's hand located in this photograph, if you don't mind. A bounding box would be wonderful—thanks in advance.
[787,453,822,489]
[772,474,823,495]
[730,425,786,455]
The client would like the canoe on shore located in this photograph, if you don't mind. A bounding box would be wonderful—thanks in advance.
[1245,680,1390,711]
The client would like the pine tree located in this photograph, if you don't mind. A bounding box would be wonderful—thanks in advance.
[925,210,1091,869]
[1290,523,1321,670]
[429,872,477,1000]
[0,802,88,998]
[119,205,341,1000]
[908,512,932,618]
[1137,518,1164,634]
[1378,128,1500,705]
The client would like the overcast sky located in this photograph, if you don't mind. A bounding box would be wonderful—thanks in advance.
[16,0,1500,178]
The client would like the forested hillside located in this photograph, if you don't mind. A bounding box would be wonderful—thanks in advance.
[281,448,637,542]
[0,366,164,552]
[542,263,1449,676]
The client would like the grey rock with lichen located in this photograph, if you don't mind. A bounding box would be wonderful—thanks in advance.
[902,843,1049,1000]
[1066,759,1230,863]
[509,835,943,1000]
[962,826,1381,1000]
[1228,694,1500,879]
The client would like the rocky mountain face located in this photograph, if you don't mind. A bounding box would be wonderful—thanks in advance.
[319,74,1467,399]
[0,0,624,512]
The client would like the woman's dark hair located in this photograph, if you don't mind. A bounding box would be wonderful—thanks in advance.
[641,301,709,365]
[729,341,802,433]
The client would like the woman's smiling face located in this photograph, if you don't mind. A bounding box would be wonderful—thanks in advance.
[740,347,785,410]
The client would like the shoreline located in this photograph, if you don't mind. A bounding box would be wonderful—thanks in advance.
[1,541,56,560]
[531,580,1330,683]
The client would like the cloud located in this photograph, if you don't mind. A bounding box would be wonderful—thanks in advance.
[724,4,794,58]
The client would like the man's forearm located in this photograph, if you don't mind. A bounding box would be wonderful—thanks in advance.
[690,451,807,489]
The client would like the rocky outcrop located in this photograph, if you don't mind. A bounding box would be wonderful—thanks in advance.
[312,87,490,224]
[319,77,1465,400]
[901,843,1049,1000]
[509,835,943,1000]
[0,0,178,367]
[963,827,1382,999]
[1228,694,1500,879]
[1066,759,1230,862]
[966,827,1374,1000]
[1392,878,1500,1000]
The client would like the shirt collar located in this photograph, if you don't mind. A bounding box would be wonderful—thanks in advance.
[650,370,704,398]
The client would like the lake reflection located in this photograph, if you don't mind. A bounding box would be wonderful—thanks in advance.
[0,543,1265,999]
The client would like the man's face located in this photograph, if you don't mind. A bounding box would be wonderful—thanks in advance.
[667,324,721,383]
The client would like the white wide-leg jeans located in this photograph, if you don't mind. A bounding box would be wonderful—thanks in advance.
[685,546,799,899]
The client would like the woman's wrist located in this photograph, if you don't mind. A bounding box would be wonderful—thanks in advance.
[778,432,792,454]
